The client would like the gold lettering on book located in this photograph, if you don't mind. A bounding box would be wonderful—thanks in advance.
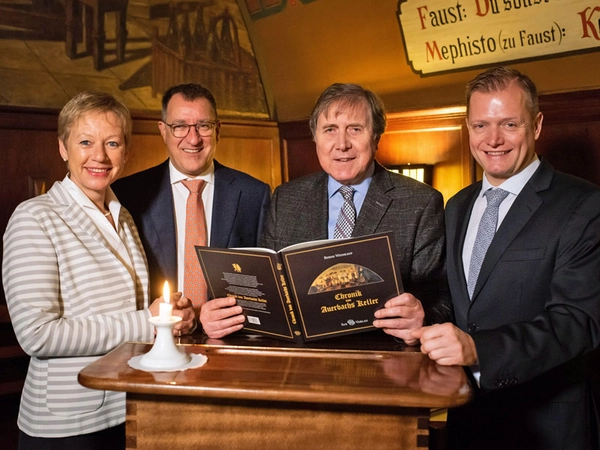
[321,303,357,313]
[280,274,296,324]
[320,297,380,314]
[335,290,362,301]
[357,298,379,307]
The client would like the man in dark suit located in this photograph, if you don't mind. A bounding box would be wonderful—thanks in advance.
[113,84,270,320]
[414,67,600,449]
[201,83,451,342]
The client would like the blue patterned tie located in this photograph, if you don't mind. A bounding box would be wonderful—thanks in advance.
[334,186,356,239]
[467,188,509,299]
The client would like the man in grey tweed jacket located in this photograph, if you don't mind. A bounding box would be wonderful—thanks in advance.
[201,83,451,342]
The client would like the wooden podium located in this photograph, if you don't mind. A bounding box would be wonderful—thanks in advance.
[79,337,471,450]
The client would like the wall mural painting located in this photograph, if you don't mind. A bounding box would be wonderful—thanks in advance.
[244,0,317,20]
[0,0,269,118]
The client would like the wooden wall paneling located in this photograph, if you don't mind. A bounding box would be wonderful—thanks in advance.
[537,121,600,187]
[536,89,600,187]
[379,107,471,203]
[121,116,167,178]
[124,133,169,178]
[217,120,282,191]
[279,108,473,203]
[124,117,282,190]
[0,109,62,236]
[278,121,320,183]
[277,88,600,200]
[0,108,60,444]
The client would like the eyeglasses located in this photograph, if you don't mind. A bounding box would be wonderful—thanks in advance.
[162,120,218,138]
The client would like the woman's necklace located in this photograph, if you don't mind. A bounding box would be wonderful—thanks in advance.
[103,210,111,217]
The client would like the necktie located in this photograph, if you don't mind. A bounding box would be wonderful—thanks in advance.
[334,186,356,239]
[181,179,208,308]
[467,188,509,299]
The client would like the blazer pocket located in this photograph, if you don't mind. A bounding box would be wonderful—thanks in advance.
[501,247,546,261]
[46,356,105,416]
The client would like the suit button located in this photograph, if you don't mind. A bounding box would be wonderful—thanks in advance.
[495,378,518,388]
[468,323,477,332]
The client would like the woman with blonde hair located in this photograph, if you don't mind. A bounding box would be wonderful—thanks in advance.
[3,91,195,449]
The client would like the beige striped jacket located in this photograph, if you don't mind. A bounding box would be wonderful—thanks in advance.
[2,180,155,438]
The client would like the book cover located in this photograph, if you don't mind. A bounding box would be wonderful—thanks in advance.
[195,232,403,342]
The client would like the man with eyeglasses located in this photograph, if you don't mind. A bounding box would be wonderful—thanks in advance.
[413,67,600,449]
[113,84,270,323]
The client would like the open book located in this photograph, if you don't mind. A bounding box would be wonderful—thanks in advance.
[195,232,403,343]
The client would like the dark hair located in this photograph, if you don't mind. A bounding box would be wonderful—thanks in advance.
[58,91,132,145]
[309,83,387,144]
[466,67,539,119]
[161,84,218,121]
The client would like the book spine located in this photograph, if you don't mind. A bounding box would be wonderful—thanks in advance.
[275,255,305,344]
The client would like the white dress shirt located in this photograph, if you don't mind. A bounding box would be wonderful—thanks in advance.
[462,158,541,278]
[462,157,540,383]
[169,161,215,291]
[63,175,135,276]
[326,162,374,239]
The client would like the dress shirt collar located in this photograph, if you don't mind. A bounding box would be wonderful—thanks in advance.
[480,157,541,198]
[62,175,122,227]
[169,159,215,185]
[327,161,374,202]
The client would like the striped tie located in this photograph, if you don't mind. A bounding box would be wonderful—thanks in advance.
[467,188,509,299]
[181,179,208,308]
[334,186,356,239]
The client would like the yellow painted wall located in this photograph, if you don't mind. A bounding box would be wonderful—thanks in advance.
[246,0,600,122]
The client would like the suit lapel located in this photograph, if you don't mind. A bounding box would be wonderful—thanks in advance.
[211,161,239,247]
[471,162,552,301]
[48,182,141,293]
[449,184,480,301]
[144,162,178,284]
[353,163,392,236]
[303,173,329,241]
[49,182,113,252]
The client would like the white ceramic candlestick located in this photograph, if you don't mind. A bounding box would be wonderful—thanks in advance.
[139,316,191,370]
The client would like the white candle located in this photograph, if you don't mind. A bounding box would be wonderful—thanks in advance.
[159,281,172,321]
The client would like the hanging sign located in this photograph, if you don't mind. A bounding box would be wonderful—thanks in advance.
[397,0,600,74]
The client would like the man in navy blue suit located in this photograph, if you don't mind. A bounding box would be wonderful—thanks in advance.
[413,67,600,449]
[113,84,270,323]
